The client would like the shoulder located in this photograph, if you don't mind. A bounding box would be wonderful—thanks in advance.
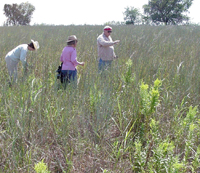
[97,33,104,39]
[62,46,68,50]
[14,44,27,51]
[69,46,76,52]
[63,46,75,50]
[62,46,70,52]
[18,44,27,47]
[97,34,106,43]
[63,46,76,54]
[20,44,28,50]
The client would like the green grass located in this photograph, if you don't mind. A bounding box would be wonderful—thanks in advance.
[0,25,200,172]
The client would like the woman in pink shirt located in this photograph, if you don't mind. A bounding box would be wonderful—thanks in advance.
[60,35,84,88]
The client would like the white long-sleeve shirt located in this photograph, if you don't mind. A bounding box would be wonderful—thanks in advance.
[97,33,116,61]
[6,44,28,68]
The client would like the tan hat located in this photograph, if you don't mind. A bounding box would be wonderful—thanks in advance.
[66,35,78,43]
[31,39,39,50]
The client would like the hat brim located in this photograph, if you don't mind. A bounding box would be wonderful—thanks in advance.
[66,40,73,43]
[104,28,112,31]
[66,39,78,43]
[66,35,78,43]
[31,39,39,50]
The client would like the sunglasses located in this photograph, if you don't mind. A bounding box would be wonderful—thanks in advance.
[107,31,112,33]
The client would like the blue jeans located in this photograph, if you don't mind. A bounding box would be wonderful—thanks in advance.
[61,69,77,88]
[98,59,112,73]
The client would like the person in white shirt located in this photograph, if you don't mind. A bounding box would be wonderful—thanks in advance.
[97,26,120,72]
[5,39,39,84]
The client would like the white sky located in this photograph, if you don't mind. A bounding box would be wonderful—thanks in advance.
[0,0,199,26]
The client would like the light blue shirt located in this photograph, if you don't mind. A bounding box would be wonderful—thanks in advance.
[6,44,28,68]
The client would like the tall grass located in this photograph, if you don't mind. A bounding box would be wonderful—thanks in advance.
[0,25,200,172]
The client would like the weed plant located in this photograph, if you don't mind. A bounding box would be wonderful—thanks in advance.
[0,25,200,172]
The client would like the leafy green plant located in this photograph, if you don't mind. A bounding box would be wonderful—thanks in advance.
[122,59,135,84]
[139,78,162,116]
[137,78,162,138]
[34,159,50,173]
[131,139,147,172]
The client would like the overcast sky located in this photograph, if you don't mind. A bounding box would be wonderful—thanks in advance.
[0,0,199,26]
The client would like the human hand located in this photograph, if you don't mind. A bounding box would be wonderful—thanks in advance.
[114,40,120,44]
[80,62,85,66]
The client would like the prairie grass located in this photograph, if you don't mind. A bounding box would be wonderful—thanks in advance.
[0,25,200,172]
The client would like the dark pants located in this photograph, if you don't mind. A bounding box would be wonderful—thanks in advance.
[98,58,112,73]
[61,69,77,89]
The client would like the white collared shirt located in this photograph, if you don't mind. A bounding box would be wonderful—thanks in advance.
[97,33,116,61]
[6,44,28,67]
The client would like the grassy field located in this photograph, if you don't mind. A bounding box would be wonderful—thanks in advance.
[0,25,200,172]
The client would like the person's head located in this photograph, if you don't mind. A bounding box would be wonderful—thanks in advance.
[28,39,39,51]
[103,26,112,37]
[67,35,78,47]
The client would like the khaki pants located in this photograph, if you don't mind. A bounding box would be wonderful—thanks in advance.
[5,56,19,83]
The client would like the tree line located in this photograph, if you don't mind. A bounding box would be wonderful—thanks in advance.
[3,0,194,26]
[124,0,194,25]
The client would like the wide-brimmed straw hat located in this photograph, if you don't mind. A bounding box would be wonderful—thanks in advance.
[31,39,39,50]
[66,35,78,43]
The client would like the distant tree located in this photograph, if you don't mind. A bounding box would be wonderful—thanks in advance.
[3,2,35,26]
[143,0,193,25]
[123,7,141,25]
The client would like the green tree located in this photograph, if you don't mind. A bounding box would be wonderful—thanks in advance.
[3,2,35,26]
[123,7,141,25]
[143,0,193,25]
